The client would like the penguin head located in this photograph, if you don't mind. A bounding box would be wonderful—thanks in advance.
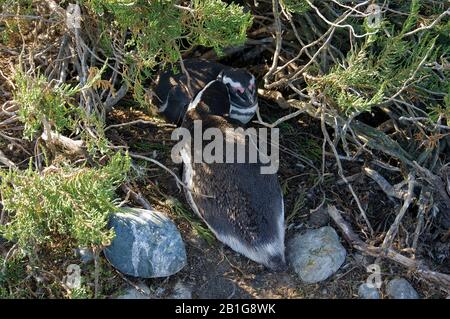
[187,80,230,117]
[217,68,258,124]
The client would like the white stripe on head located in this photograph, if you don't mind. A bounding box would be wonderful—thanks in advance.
[221,75,244,89]
[187,80,218,111]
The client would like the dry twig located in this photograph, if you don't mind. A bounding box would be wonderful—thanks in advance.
[328,206,450,291]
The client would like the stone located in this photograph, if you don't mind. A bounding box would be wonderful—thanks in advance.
[386,278,419,299]
[104,207,187,278]
[116,283,152,299]
[75,247,95,264]
[170,281,192,299]
[288,226,347,283]
[358,283,380,299]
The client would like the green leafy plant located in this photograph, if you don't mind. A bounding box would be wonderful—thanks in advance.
[309,1,445,116]
[0,253,29,299]
[13,70,82,140]
[0,152,131,253]
[81,0,252,106]
[0,0,34,45]
[282,0,312,14]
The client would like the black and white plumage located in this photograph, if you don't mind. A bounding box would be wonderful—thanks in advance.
[179,80,286,271]
[152,59,258,125]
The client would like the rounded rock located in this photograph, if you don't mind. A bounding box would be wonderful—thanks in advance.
[358,283,380,299]
[288,226,347,283]
[75,247,95,264]
[116,283,152,299]
[386,278,419,299]
[105,207,187,278]
[170,281,192,299]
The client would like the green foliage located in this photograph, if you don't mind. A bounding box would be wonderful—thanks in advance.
[13,62,116,157]
[287,191,306,223]
[192,0,253,55]
[316,48,385,114]
[401,0,421,34]
[81,0,252,106]
[428,88,450,125]
[282,0,311,14]
[69,286,93,299]
[83,0,252,66]
[0,152,131,253]
[0,254,29,299]
[297,137,322,163]
[13,70,82,140]
[309,4,446,116]
[0,0,33,45]
[0,0,32,10]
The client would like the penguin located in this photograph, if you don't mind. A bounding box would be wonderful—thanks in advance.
[179,80,286,271]
[152,59,258,125]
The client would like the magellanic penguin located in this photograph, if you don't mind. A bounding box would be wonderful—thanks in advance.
[179,80,286,271]
[152,59,258,125]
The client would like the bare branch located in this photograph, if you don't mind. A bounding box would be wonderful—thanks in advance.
[263,0,283,87]
[328,206,450,291]
[0,150,17,169]
[378,174,416,257]
[403,9,450,37]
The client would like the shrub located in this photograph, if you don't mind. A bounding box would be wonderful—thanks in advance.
[13,70,82,140]
[0,152,131,254]
[81,0,253,106]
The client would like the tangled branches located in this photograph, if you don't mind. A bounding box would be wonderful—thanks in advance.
[254,0,449,291]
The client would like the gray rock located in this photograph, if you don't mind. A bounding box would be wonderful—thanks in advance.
[116,283,152,299]
[288,226,347,283]
[75,247,95,264]
[170,281,192,299]
[386,278,419,299]
[105,207,187,278]
[358,283,380,299]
